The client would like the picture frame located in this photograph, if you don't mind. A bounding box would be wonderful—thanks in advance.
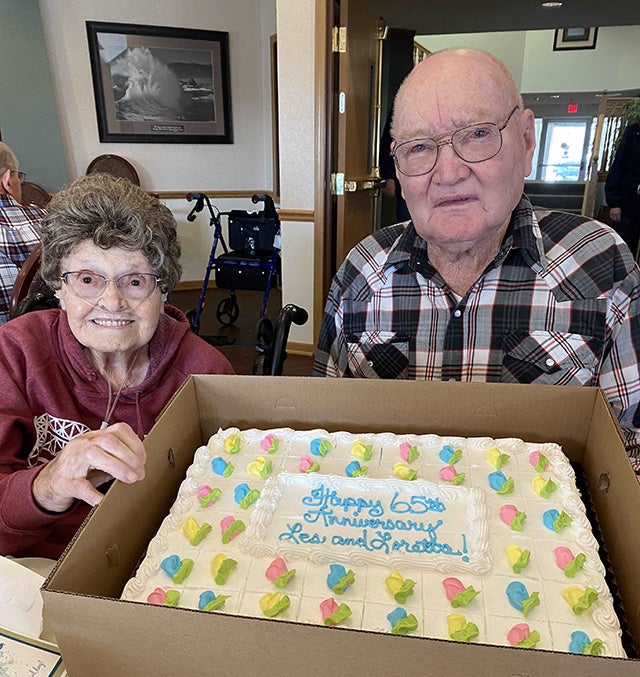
[553,27,598,51]
[86,21,233,143]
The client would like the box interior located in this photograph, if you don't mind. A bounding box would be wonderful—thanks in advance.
[43,376,640,676]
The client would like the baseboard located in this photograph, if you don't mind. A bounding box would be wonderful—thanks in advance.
[174,280,216,292]
[286,341,314,357]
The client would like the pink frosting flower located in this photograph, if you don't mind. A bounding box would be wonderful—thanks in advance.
[439,465,457,482]
[507,623,531,647]
[147,588,167,605]
[442,577,465,601]
[265,557,289,582]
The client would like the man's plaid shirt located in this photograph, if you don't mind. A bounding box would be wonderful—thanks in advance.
[0,194,43,323]
[313,195,640,470]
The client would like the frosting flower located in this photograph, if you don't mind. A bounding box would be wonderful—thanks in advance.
[385,571,416,604]
[486,447,510,469]
[488,470,514,495]
[392,461,417,481]
[345,460,368,477]
[442,577,480,607]
[211,456,234,478]
[542,509,572,533]
[265,557,297,588]
[499,504,526,531]
[147,588,180,607]
[529,451,549,473]
[260,591,291,618]
[320,598,352,627]
[160,555,194,584]
[399,442,420,463]
[220,515,246,544]
[562,586,599,615]
[531,475,557,499]
[224,434,242,454]
[505,544,531,574]
[260,434,280,454]
[310,438,332,457]
[247,455,273,478]
[197,485,222,507]
[233,483,260,509]
[447,613,479,642]
[299,455,320,473]
[506,581,540,617]
[568,630,603,655]
[210,553,238,585]
[554,546,586,577]
[439,465,465,485]
[387,607,418,635]
[183,516,212,546]
[198,590,230,612]
[507,623,541,649]
[438,444,462,465]
[350,441,373,462]
[327,564,355,595]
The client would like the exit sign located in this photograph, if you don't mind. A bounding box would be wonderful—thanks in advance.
[567,103,579,113]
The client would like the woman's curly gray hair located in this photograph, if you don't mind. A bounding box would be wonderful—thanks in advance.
[41,173,181,292]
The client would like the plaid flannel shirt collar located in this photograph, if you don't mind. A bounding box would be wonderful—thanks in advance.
[379,194,546,279]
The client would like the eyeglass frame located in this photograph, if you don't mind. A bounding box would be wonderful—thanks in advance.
[10,170,26,182]
[391,105,521,177]
[60,270,162,301]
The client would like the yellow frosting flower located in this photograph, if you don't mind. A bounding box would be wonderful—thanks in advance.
[385,571,403,596]
[351,441,372,461]
[224,434,241,454]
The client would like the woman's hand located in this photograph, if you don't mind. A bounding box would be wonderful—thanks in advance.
[609,207,622,223]
[31,422,146,513]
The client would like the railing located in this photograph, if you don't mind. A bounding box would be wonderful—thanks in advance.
[413,41,431,65]
[582,92,635,218]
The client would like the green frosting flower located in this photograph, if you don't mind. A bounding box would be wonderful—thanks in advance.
[583,638,603,655]
[538,478,557,499]
[497,477,514,495]
[164,590,181,607]
[201,594,230,612]
[450,472,466,485]
[517,630,541,649]
[274,569,297,589]
[391,613,418,635]
[221,519,246,545]
[534,454,549,473]
[510,511,526,531]
[331,569,356,595]
[512,549,531,574]
[553,511,573,532]
[214,558,238,585]
[451,621,479,642]
[173,559,194,584]
[324,603,352,627]
[239,488,261,509]
[451,586,480,608]
[564,553,586,578]
[571,587,599,615]
[521,591,541,617]
[190,522,212,546]
[263,595,291,618]
[393,579,416,604]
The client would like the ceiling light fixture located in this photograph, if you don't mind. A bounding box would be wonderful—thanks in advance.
[541,2,563,7]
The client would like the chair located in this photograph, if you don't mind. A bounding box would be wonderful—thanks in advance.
[8,245,59,319]
[20,181,51,208]
[86,155,140,185]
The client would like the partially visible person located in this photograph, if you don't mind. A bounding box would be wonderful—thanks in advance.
[0,173,234,559]
[605,120,640,256]
[314,48,640,476]
[0,142,44,323]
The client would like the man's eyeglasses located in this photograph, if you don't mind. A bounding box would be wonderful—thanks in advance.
[60,271,161,301]
[12,171,26,182]
[392,105,521,177]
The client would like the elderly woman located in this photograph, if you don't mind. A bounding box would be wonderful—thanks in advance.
[0,173,234,559]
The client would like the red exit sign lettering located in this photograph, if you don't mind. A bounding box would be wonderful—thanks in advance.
[567,103,579,113]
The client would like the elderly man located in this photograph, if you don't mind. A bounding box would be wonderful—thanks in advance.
[314,48,640,475]
[0,142,44,323]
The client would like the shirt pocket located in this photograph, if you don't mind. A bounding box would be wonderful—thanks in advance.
[502,330,603,386]
[346,331,410,379]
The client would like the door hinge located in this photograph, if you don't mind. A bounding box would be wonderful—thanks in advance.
[332,26,347,53]
[331,172,345,196]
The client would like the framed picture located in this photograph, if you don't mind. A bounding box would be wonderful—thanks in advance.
[553,27,598,51]
[86,21,233,143]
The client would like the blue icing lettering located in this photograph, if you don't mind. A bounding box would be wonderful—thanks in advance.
[278,521,326,545]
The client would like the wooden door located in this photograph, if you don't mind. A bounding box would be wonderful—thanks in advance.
[333,0,385,268]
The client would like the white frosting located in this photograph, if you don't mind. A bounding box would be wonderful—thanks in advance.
[122,428,626,657]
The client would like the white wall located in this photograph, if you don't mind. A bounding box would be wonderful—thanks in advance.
[38,0,274,190]
[418,26,640,93]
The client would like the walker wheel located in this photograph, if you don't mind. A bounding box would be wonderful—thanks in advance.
[186,309,200,334]
[252,352,270,375]
[216,296,240,326]
[255,316,274,350]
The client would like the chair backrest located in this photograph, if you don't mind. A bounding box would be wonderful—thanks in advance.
[8,245,53,319]
[20,181,51,208]
[86,154,140,186]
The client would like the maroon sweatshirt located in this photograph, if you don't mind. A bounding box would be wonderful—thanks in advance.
[0,305,234,558]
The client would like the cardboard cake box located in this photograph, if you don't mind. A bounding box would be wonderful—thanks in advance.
[42,376,640,676]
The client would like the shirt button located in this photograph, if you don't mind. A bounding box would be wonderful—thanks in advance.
[453,309,462,318]
[545,358,554,367]
[367,360,374,367]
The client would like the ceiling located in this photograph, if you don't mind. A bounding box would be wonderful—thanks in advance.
[366,0,640,35]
